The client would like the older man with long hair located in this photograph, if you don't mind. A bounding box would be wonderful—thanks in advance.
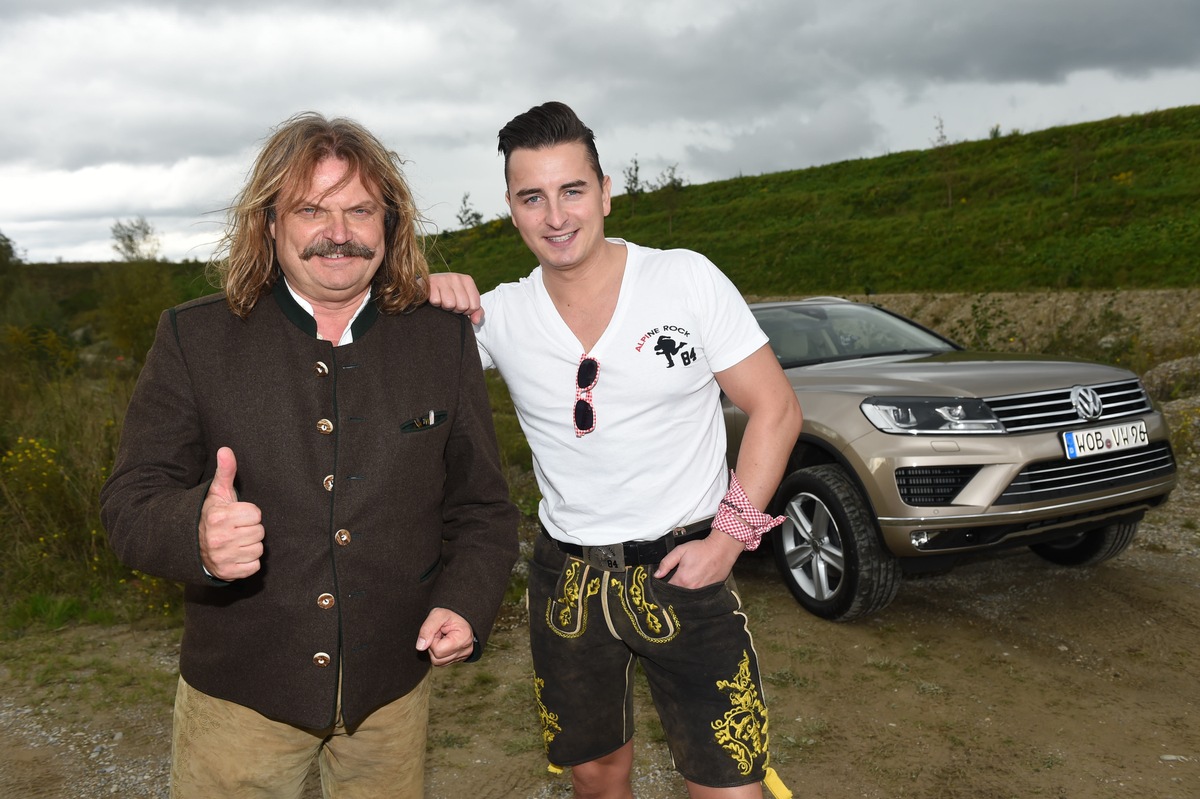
[101,112,519,798]
[215,113,429,319]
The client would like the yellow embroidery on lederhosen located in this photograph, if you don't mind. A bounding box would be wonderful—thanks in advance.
[533,675,561,751]
[546,560,601,638]
[711,650,770,776]
[611,566,680,643]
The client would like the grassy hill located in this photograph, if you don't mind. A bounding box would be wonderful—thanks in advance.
[4,105,1198,362]
[432,105,1200,296]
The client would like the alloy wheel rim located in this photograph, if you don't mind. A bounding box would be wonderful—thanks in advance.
[783,492,846,601]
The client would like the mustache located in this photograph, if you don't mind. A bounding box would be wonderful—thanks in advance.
[300,241,377,260]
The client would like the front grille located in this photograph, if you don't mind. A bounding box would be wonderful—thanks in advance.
[985,379,1151,433]
[896,466,980,506]
[996,441,1176,505]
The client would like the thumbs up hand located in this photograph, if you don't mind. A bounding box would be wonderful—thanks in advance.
[199,447,264,580]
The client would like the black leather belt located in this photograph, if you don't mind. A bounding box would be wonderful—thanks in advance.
[541,518,713,570]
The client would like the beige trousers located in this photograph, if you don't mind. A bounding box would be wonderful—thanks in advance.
[170,674,431,799]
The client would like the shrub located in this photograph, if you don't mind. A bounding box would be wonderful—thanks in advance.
[0,334,182,634]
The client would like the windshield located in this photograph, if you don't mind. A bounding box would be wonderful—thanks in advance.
[752,303,957,368]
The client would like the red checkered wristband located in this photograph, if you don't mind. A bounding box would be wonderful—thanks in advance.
[713,469,784,552]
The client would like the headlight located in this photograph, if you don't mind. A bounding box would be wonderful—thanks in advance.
[860,397,1005,435]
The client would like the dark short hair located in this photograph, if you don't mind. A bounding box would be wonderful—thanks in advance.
[497,101,603,185]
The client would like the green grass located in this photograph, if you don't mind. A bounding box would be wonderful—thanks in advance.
[432,105,1200,296]
[763,668,810,689]
[0,624,180,716]
[428,731,471,749]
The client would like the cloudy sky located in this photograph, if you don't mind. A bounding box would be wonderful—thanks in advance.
[2,0,1198,264]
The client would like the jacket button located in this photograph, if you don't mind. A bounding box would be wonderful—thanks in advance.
[323,475,334,492]
[334,529,351,546]
[317,593,335,609]
[313,361,329,376]
[317,418,334,434]
[313,652,331,668]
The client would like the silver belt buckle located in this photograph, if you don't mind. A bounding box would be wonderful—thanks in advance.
[579,543,625,571]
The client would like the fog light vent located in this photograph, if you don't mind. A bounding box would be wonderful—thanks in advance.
[895,466,980,506]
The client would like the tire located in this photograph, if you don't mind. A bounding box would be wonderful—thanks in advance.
[1029,519,1139,566]
[771,464,901,621]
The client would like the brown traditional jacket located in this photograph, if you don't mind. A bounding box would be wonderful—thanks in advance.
[101,283,520,729]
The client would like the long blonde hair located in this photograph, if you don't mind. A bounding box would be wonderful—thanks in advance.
[210,112,430,317]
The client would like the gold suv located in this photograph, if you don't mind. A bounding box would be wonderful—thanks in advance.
[725,298,1178,621]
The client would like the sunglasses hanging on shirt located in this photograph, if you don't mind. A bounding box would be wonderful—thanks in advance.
[574,355,599,437]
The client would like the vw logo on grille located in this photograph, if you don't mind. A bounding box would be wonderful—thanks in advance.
[1070,386,1104,421]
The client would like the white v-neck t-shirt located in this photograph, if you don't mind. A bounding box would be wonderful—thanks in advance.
[475,240,767,547]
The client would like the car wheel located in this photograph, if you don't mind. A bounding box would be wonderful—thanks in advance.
[771,464,901,621]
[1028,519,1139,566]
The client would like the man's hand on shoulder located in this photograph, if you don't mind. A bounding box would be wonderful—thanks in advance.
[427,273,484,324]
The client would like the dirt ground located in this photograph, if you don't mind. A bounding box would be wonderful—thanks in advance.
[2,290,1199,799]
[3,477,1197,799]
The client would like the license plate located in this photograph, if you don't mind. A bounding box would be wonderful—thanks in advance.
[1062,420,1148,460]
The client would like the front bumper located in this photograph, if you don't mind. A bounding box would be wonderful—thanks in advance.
[843,418,1178,557]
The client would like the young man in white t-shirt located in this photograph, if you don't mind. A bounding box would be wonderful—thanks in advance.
[431,101,801,799]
